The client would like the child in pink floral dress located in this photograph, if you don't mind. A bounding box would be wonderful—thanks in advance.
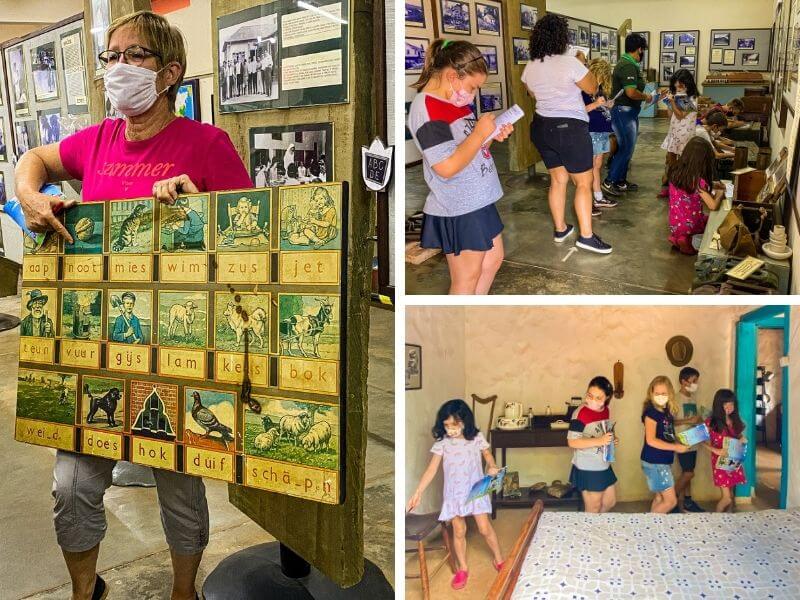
[406,399,504,591]
[704,389,747,513]
[667,137,723,254]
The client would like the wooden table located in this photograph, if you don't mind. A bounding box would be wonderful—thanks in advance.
[490,423,582,518]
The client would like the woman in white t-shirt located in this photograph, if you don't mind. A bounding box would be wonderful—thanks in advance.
[522,14,612,255]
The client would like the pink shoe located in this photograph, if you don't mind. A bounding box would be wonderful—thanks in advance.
[493,559,505,572]
[451,570,468,590]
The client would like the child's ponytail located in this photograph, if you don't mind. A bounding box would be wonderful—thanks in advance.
[411,39,488,91]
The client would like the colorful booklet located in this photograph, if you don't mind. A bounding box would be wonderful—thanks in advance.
[601,421,616,463]
[466,467,508,503]
[677,423,710,446]
[717,438,747,471]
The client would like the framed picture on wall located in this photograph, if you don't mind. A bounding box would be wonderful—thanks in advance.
[662,51,676,64]
[568,29,577,45]
[0,118,6,162]
[601,32,609,49]
[404,101,412,141]
[713,32,731,46]
[711,48,723,63]
[476,44,499,74]
[37,109,62,145]
[405,344,422,390]
[724,49,736,65]
[742,52,760,66]
[663,65,674,80]
[405,0,426,28]
[679,32,696,45]
[248,122,333,187]
[30,42,58,102]
[0,172,5,204]
[441,0,471,35]
[520,4,538,31]
[8,45,29,116]
[738,37,756,50]
[663,33,674,49]
[479,82,502,112]
[680,55,695,68]
[513,37,530,64]
[579,26,590,46]
[591,32,600,51]
[175,78,201,121]
[14,120,38,158]
[90,0,111,74]
[685,45,695,56]
[405,38,429,74]
[475,3,501,36]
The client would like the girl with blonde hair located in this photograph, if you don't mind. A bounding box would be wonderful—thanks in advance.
[640,376,691,513]
[581,57,619,212]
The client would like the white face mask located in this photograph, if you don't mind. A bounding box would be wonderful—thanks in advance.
[653,394,670,407]
[445,425,464,438]
[686,383,698,393]
[104,62,168,117]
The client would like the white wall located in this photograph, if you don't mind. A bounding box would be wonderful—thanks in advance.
[548,0,775,86]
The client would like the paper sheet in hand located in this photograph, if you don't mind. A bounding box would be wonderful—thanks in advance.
[677,423,710,446]
[485,105,524,144]
[466,467,507,502]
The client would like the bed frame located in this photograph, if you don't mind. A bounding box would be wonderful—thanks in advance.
[486,500,545,600]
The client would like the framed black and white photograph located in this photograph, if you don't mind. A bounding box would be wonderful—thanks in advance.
[405,344,422,390]
[680,55,695,68]
[663,65,674,80]
[601,32,609,49]
[405,38,428,74]
[14,120,38,158]
[37,109,62,145]
[8,45,29,115]
[441,0,471,35]
[738,37,756,50]
[742,52,760,66]
[175,78,201,121]
[475,3,501,36]
[478,82,502,112]
[711,48,723,63]
[30,42,58,102]
[591,32,600,51]
[405,0,426,28]
[662,51,676,64]
[685,45,696,56]
[0,173,5,204]
[0,118,6,162]
[579,26,590,46]
[249,122,333,187]
[724,49,736,65]
[520,4,538,31]
[663,33,674,49]
[679,32,696,46]
[713,32,731,46]
[568,29,577,45]
[90,0,111,73]
[513,37,530,64]
[476,44,499,74]
[218,12,278,109]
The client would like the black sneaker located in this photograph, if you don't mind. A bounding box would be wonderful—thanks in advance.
[601,180,623,196]
[619,180,639,192]
[92,575,108,600]
[591,204,602,217]
[553,224,575,243]
[594,195,619,208]
[683,498,705,513]
[576,234,613,254]
[669,505,682,514]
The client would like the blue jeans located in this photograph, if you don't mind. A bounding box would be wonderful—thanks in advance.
[607,105,640,184]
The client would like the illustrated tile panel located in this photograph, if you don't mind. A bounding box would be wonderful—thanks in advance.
[213,291,271,354]
[16,368,77,425]
[107,289,153,345]
[157,290,209,349]
[215,189,271,252]
[158,193,210,253]
[60,288,104,341]
[64,203,104,255]
[278,184,342,251]
[129,380,179,442]
[183,386,236,451]
[109,198,155,254]
[277,293,340,361]
[80,375,125,431]
[20,287,58,338]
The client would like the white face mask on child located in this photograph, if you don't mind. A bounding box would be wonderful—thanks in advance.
[653,394,670,407]
[445,425,464,438]
[687,383,698,393]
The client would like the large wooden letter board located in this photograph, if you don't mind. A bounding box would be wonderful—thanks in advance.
[15,182,348,505]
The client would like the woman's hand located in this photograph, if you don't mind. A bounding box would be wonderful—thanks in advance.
[19,189,77,243]
[493,124,513,143]
[152,174,199,204]
[406,491,422,512]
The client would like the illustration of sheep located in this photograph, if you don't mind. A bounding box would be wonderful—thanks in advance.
[279,411,311,446]
[301,421,332,452]
[254,428,280,451]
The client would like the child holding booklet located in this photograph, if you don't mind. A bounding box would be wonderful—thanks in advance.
[658,69,699,198]
[567,376,619,513]
[407,39,514,295]
[674,366,705,512]
[406,399,504,590]
[704,389,747,513]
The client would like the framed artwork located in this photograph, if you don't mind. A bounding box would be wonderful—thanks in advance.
[591,32,600,51]
[680,55,695,68]
[249,122,333,187]
[513,37,530,64]
[405,0,426,28]
[405,38,429,74]
[30,42,58,102]
[663,65,674,80]
[520,4,538,31]
[724,49,736,65]
[59,28,90,114]
[711,48,723,63]
[0,172,5,204]
[568,29,577,46]
[14,120,38,158]
[662,51,676,64]
[90,0,111,74]
[0,118,6,161]
[579,26,590,46]
[713,32,731,46]
[738,37,756,50]
[679,32,696,46]
[663,33,674,49]
[475,2,501,36]
[601,32,609,49]
[175,78,201,121]
[441,0,471,35]
[37,109,63,145]
[478,82,502,113]
[405,344,422,390]
[742,52,760,66]
[476,44,499,74]
[685,45,696,56]
[8,45,29,116]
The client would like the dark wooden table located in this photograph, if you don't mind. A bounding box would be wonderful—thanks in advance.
[490,421,582,517]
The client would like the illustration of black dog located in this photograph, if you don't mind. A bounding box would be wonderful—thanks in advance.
[85,384,121,427]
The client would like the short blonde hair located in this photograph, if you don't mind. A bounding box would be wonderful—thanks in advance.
[106,10,186,109]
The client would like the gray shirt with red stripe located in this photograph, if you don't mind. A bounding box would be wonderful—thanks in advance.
[407,92,503,217]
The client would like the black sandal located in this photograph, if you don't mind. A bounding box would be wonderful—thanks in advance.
[91,575,108,600]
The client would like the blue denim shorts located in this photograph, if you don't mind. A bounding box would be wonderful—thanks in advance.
[641,460,675,493]
[589,132,611,156]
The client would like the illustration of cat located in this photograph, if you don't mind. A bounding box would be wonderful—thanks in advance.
[112,203,147,252]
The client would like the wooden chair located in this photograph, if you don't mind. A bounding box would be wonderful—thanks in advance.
[405,512,456,599]
[472,393,498,443]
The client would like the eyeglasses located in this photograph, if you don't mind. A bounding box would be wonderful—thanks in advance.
[98,45,162,66]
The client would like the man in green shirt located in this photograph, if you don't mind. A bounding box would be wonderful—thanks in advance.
[604,33,653,197]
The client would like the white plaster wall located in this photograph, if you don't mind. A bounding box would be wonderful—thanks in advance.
[406,306,466,513]
[757,329,784,442]
[787,305,800,508]
[462,306,749,502]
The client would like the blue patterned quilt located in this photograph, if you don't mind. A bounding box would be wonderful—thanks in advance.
[511,509,800,599]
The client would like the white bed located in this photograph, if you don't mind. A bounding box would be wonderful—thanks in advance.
[489,502,800,599]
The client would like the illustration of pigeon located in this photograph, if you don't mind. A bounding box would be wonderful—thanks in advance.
[191,391,233,442]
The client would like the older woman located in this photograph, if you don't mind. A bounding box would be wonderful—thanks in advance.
[521,14,612,255]
[15,11,251,600]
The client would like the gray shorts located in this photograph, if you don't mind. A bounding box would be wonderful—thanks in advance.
[52,451,209,554]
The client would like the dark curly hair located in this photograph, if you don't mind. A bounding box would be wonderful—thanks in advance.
[588,376,614,406]
[432,399,480,441]
[708,389,744,435]
[529,14,569,62]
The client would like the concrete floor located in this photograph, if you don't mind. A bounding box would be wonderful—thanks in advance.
[406,118,698,295]
[0,295,394,599]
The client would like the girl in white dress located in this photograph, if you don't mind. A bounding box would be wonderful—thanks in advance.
[406,399,504,590]
[658,69,699,198]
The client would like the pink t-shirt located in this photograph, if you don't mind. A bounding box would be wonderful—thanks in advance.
[59,117,253,201]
